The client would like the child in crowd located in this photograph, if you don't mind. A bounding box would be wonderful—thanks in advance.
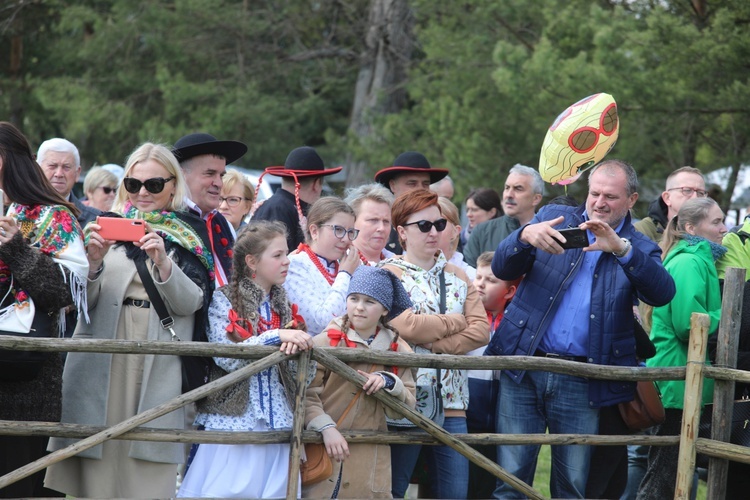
[303,266,417,498]
[467,251,520,499]
[178,221,315,499]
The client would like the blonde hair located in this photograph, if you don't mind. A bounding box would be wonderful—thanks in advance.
[660,197,720,259]
[83,167,118,196]
[222,169,256,205]
[642,197,721,331]
[437,196,461,252]
[113,143,188,212]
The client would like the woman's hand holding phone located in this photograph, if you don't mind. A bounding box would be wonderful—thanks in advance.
[134,223,172,281]
[86,223,116,277]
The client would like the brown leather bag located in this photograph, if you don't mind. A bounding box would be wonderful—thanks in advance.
[300,441,333,486]
[618,380,666,431]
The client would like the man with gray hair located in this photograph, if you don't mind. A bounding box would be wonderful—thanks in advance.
[464,164,543,267]
[344,183,395,265]
[37,138,101,227]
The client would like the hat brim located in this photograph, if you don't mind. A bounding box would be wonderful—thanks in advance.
[265,165,343,178]
[173,140,248,165]
[374,166,449,187]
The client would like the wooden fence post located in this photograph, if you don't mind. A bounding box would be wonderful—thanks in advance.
[675,312,710,500]
[287,349,311,499]
[707,267,746,500]
[0,350,290,490]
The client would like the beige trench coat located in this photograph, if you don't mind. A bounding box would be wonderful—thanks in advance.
[48,246,203,463]
[303,318,416,498]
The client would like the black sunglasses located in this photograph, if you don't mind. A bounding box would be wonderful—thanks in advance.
[402,218,448,233]
[101,186,116,194]
[123,176,175,194]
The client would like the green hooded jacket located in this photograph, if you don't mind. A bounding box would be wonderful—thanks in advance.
[647,238,721,409]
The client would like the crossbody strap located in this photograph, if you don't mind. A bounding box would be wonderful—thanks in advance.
[134,258,179,341]
[436,270,446,390]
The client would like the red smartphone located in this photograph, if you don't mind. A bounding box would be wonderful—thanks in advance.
[96,217,146,242]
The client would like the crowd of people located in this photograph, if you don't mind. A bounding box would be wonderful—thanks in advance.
[0,120,744,499]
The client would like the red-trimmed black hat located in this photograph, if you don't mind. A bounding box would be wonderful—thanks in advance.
[265,146,342,178]
[172,133,247,165]
[374,151,449,187]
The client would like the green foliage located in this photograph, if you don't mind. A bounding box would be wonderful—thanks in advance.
[1,0,748,205]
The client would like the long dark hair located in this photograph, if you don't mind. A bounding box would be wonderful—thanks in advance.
[0,122,78,216]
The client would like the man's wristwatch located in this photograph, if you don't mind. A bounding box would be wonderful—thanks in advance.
[613,238,631,258]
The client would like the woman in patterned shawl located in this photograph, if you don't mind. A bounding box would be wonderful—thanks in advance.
[0,122,88,498]
[45,143,213,499]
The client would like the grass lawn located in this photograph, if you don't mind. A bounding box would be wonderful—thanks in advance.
[532,445,707,499]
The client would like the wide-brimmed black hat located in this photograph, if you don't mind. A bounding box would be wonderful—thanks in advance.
[374,151,449,187]
[265,146,342,178]
[172,132,247,165]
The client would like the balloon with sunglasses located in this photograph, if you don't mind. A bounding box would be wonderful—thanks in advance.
[538,93,619,186]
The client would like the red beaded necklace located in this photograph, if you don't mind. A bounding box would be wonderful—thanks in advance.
[358,250,385,266]
[299,243,338,285]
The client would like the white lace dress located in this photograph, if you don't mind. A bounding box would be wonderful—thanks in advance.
[178,292,315,498]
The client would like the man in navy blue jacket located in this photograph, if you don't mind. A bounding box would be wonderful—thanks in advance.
[485,160,675,499]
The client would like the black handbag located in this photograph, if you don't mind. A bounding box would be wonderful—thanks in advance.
[0,277,57,382]
[134,259,214,393]
[696,397,750,468]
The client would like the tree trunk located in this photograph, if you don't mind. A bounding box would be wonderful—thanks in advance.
[345,0,414,187]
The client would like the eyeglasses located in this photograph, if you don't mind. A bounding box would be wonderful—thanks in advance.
[667,187,708,198]
[401,218,448,233]
[320,224,359,241]
[100,186,116,195]
[123,176,176,194]
[219,196,250,207]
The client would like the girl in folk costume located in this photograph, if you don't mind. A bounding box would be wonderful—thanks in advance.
[179,220,315,499]
[303,266,417,499]
[284,197,362,336]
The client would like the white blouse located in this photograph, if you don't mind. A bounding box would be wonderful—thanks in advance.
[195,292,315,431]
[283,250,351,336]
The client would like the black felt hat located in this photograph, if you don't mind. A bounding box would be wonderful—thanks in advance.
[172,133,248,165]
[374,151,449,187]
[265,146,342,178]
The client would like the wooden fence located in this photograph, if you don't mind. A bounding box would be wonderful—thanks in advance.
[0,267,749,499]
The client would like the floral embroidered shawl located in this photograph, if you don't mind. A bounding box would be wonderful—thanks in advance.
[0,203,89,333]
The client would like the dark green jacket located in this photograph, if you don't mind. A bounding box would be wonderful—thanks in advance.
[463,215,520,267]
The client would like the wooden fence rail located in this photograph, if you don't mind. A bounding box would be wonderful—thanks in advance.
[0,267,747,499]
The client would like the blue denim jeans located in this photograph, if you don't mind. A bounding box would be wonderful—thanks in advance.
[493,371,599,499]
[390,416,469,499]
[621,441,650,499]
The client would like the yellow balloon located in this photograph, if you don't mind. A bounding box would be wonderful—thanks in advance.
[539,93,619,185]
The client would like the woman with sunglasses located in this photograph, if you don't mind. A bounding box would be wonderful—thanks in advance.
[83,167,119,212]
[46,143,213,499]
[284,197,361,336]
[382,189,489,500]
[218,169,255,230]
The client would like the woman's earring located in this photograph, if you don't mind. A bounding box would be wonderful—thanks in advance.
[250,268,257,279]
